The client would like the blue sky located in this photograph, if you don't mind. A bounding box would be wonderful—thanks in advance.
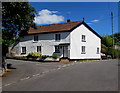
[29,2,118,36]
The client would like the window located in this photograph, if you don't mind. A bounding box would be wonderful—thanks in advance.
[55,34,61,41]
[81,46,86,54]
[37,46,41,53]
[34,35,38,41]
[97,47,99,54]
[55,46,60,53]
[82,35,86,42]
[21,47,26,54]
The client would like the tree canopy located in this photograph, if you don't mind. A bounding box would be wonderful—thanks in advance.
[2,2,36,46]
[101,33,120,58]
[112,33,120,45]
[102,36,113,47]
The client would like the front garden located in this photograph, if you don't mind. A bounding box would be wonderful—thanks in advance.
[10,52,60,62]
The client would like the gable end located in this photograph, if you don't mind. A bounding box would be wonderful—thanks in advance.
[69,21,101,39]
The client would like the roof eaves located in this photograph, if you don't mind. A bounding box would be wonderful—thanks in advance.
[27,30,70,35]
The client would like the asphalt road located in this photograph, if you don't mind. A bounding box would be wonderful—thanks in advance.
[2,59,118,91]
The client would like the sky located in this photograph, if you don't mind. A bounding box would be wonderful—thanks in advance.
[29,2,118,36]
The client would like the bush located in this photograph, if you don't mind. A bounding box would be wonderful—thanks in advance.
[52,54,60,59]
[27,52,42,58]
[41,55,49,59]
[106,47,120,59]
[113,49,120,59]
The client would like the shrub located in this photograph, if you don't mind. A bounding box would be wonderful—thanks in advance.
[113,49,120,59]
[27,52,42,58]
[106,47,120,59]
[52,54,60,59]
[41,55,49,59]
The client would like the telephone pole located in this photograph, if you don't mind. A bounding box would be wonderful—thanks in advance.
[111,12,114,58]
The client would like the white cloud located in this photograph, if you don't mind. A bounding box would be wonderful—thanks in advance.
[87,23,92,25]
[34,9,64,25]
[91,20,100,23]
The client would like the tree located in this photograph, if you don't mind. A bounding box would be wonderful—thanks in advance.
[113,33,120,45]
[102,35,113,47]
[101,33,120,59]
[2,2,36,46]
[2,2,36,70]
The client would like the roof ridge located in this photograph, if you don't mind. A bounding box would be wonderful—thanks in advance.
[36,21,83,27]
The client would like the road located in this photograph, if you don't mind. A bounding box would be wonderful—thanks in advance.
[2,59,118,91]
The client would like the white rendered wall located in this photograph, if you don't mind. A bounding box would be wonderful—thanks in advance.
[12,32,70,56]
[70,24,101,59]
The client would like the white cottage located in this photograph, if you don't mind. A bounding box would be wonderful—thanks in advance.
[12,20,101,60]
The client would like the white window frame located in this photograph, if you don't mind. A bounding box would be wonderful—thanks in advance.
[37,46,41,53]
[81,46,86,54]
[82,35,86,42]
[97,47,100,54]
[34,35,38,41]
[21,47,26,54]
[55,34,61,41]
[55,46,60,53]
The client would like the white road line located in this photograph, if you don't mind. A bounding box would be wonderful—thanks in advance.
[20,77,30,81]
[20,78,26,81]
[36,74,40,76]
[25,77,30,79]
[32,75,36,77]
[4,83,12,86]
[62,65,66,67]
[57,67,61,69]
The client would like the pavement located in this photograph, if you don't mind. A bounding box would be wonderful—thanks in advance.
[2,59,119,91]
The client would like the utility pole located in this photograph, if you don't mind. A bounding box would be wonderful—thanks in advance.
[111,12,114,58]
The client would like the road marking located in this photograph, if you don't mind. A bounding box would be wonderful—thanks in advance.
[32,75,36,77]
[20,77,30,81]
[4,83,12,86]
[36,74,40,76]
[57,67,61,69]
[62,65,66,67]
[25,77,30,79]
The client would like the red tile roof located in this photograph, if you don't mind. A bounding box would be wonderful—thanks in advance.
[28,21,83,34]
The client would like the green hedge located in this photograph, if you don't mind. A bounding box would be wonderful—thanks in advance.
[27,52,42,58]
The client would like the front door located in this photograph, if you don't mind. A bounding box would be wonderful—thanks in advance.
[63,46,68,58]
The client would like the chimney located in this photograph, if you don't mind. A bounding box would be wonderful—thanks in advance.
[67,19,71,22]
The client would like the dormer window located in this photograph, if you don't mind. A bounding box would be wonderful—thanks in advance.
[82,35,86,42]
[34,35,38,41]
